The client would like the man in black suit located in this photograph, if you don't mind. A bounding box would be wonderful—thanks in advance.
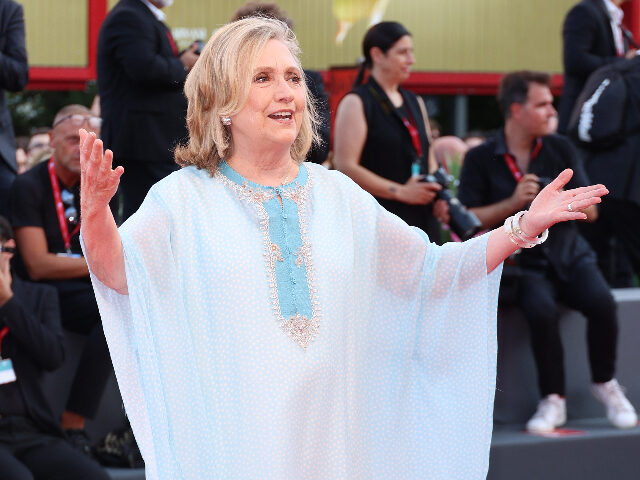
[558,0,635,134]
[0,0,28,217]
[0,216,109,479]
[97,0,199,221]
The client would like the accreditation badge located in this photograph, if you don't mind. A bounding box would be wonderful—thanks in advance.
[0,358,16,384]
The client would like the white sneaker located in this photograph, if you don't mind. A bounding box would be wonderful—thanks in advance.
[526,394,567,433]
[592,379,638,429]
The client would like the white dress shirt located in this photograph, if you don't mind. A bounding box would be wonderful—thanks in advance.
[140,0,166,22]
[604,0,625,55]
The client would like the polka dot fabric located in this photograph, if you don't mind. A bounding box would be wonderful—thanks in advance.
[84,163,503,480]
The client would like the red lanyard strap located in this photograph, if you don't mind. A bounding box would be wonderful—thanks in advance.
[0,326,8,356]
[503,138,543,183]
[48,157,80,254]
[503,153,523,182]
[400,112,423,160]
[367,85,424,160]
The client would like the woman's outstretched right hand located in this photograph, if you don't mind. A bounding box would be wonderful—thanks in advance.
[79,128,128,295]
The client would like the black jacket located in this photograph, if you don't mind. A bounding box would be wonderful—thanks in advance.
[97,0,188,165]
[0,0,28,172]
[559,0,627,133]
[0,276,65,436]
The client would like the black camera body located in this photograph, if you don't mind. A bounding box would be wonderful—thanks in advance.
[422,168,482,241]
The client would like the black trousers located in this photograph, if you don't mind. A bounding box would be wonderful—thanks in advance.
[119,159,179,221]
[580,198,640,287]
[49,279,113,420]
[517,261,618,397]
[0,416,109,480]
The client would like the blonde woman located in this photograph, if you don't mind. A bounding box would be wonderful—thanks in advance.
[79,17,607,480]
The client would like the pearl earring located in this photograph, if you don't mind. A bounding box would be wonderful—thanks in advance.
[221,116,231,126]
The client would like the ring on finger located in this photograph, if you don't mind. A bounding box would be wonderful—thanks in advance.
[567,203,573,212]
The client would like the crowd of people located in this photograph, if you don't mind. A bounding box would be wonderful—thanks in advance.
[0,0,637,479]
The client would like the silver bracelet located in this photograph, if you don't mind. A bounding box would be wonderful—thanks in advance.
[504,211,549,249]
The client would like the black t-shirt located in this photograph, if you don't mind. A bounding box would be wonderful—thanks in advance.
[458,131,596,280]
[9,159,82,256]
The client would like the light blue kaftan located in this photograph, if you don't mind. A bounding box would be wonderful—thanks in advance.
[85,162,503,480]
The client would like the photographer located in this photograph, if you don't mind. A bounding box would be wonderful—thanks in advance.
[333,22,447,243]
[458,70,637,433]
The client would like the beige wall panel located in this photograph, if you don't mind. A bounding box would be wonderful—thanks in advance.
[22,0,88,66]
[159,0,577,73]
[24,0,580,71]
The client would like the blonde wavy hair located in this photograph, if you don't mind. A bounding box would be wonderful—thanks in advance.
[175,17,320,174]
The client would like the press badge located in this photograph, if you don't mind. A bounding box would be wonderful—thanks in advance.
[0,358,16,384]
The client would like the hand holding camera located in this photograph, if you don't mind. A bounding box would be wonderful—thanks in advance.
[511,173,541,209]
[395,175,441,205]
[421,167,482,240]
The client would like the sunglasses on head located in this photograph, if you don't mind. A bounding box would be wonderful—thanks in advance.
[52,114,102,130]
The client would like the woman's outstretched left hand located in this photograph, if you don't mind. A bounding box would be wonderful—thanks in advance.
[519,169,608,237]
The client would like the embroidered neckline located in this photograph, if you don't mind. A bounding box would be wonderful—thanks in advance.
[215,162,320,350]
[218,160,308,191]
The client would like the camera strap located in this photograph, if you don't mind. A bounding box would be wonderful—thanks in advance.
[502,137,543,182]
[48,157,80,254]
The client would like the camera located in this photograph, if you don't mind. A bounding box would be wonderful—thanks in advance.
[194,40,205,55]
[422,167,482,241]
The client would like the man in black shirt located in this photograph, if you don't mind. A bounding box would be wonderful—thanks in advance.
[0,216,109,479]
[458,71,637,433]
[8,105,114,455]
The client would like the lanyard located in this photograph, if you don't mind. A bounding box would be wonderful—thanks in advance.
[502,138,543,183]
[0,326,8,356]
[48,157,80,254]
[368,85,424,160]
[399,109,423,160]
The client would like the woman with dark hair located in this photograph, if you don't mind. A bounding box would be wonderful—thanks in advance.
[334,21,445,242]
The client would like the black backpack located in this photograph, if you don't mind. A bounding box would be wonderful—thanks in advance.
[567,57,640,150]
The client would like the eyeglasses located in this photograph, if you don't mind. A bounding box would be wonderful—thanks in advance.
[52,114,102,130]
[0,246,16,254]
[61,189,78,225]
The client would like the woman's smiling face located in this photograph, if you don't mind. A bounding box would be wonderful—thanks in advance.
[230,39,306,152]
